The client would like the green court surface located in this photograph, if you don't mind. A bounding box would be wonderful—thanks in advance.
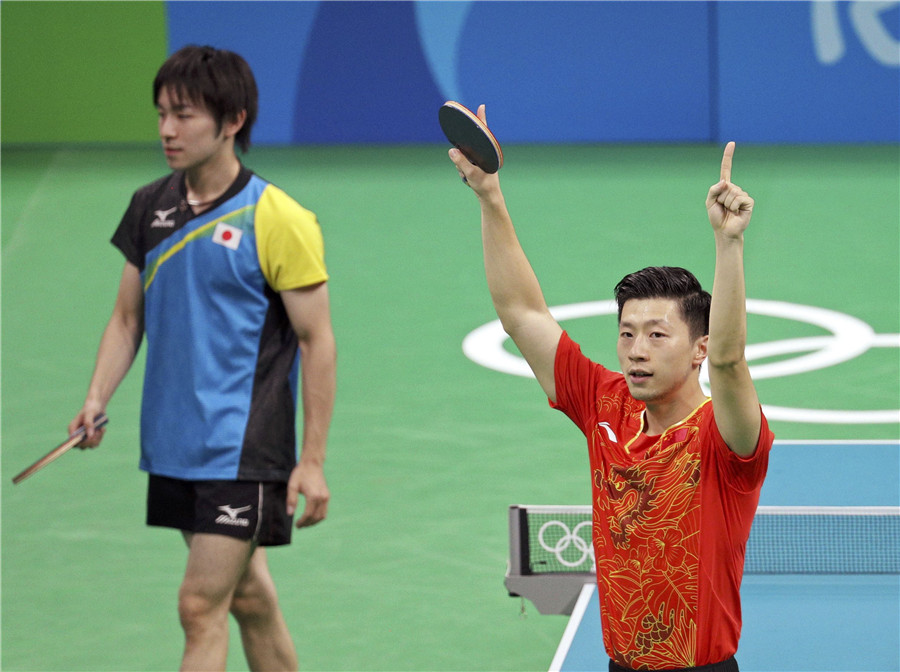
[2,144,898,671]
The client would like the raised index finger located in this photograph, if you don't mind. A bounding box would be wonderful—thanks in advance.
[720,141,735,182]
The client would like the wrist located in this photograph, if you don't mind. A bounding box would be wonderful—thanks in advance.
[297,451,325,468]
[85,390,108,409]
[479,189,507,216]
[714,230,745,247]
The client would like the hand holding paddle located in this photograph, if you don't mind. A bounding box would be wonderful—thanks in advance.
[12,413,109,484]
[441,101,504,193]
[440,101,503,173]
[69,404,107,448]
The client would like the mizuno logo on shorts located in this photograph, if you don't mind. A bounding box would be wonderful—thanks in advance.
[215,504,252,527]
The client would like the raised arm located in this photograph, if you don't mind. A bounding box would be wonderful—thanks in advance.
[705,142,762,457]
[449,105,563,401]
[281,282,336,528]
[70,261,145,446]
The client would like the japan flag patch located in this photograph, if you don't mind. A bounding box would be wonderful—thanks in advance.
[212,222,242,250]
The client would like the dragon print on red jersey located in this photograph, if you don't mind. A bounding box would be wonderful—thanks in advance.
[592,406,704,668]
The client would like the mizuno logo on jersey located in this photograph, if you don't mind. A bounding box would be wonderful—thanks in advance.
[150,207,177,228]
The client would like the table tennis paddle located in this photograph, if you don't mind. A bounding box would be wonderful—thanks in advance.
[439,101,504,174]
[12,413,109,484]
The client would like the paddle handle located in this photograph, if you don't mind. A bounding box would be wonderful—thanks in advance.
[12,414,109,485]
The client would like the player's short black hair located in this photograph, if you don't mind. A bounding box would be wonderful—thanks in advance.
[614,266,711,340]
[153,45,258,153]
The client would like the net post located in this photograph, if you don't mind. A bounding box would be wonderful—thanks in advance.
[507,505,528,578]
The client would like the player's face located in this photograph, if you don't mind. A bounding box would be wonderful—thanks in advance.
[156,88,231,172]
[616,298,707,405]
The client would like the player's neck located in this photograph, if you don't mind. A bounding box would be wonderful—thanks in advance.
[184,151,241,211]
[641,386,707,436]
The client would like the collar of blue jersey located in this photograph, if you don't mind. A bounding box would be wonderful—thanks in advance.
[178,165,254,214]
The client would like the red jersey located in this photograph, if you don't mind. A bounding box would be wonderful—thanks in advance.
[550,332,773,668]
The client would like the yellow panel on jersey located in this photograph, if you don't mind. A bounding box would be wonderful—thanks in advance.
[255,184,329,291]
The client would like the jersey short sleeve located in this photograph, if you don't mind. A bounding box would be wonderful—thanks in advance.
[551,330,630,435]
[111,174,180,271]
[112,191,144,268]
[706,407,774,494]
[255,184,328,291]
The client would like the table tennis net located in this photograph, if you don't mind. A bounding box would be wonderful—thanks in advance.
[512,505,900,575]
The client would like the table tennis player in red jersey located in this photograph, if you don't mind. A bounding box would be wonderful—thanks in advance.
[449,107,773,672]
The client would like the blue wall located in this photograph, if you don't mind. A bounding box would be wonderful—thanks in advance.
[166,1,900,145]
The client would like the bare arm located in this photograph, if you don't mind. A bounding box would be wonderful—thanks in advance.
[281,282,336,528]
[449,106,562,401]
[705,142,762,457]
[70,262,145,446]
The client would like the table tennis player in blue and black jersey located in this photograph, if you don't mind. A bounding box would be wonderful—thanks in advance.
[68,45,336,672]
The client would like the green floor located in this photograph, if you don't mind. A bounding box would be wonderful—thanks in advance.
[2,144,898,671]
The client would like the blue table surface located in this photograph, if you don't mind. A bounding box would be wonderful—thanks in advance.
[555,441,900,672]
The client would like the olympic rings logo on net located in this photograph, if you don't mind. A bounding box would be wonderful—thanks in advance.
[538,519,595,568]
[462,299,900,424]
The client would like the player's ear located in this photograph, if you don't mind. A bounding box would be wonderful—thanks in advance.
[693,334,709,367]
[223,109,247,139]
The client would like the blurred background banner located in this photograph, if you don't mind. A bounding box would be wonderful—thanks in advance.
[3,0,898,145]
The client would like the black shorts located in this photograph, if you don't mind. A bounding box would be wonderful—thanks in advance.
[609,657,738,672]
[146,475,293,547]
